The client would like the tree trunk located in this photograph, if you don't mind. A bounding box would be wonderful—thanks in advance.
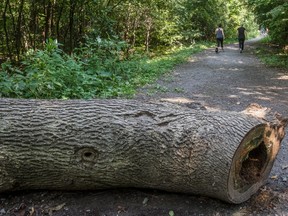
[44,0,52,42]
[68,0,76,54]
[2,0,12,60]
[15,0,25,61]
[0,99,286,204]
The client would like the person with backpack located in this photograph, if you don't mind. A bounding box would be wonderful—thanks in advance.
[237,24,247,53]
[215,24,225,52]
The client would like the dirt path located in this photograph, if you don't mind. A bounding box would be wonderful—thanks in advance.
[136,39,288,115]
[1,40,287,216]
[135,38,288,215]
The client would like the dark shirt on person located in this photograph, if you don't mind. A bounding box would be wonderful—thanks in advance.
[238,26,246,39]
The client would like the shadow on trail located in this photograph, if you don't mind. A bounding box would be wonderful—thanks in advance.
[137,38,288,117]
[135,38,288,215]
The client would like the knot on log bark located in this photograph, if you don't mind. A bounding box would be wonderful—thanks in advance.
[74,147,99,166]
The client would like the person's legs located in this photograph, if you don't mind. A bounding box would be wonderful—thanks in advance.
[220,38,224,50]
[216,38,224,51]
[242,39,245,50]
[239,39,244,50]
[238,38,244,53]
[217,38,220,47]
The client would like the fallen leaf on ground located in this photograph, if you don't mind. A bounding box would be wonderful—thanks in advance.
[48,203,66,216]
[142,197,149,205]
[13,203,27,216]
[117,205,127,213]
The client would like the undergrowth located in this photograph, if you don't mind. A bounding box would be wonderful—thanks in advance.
[0,38,213,99]
[255,36,288,69]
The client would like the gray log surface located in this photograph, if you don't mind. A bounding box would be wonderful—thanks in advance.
[0,99,286,203]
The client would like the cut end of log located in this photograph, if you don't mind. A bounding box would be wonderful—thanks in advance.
[228,122,286,204]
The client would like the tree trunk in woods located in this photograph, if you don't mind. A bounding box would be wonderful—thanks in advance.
[68,0,76,53]
[3,0,12,60]
[15,0,25,60]
[44,0,52,42]
[0,99,286,204]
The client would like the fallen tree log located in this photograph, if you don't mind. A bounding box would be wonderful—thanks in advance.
[0,99,286,204]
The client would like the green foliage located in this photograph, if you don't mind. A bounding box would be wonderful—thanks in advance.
[173,0,258,42]
[0,0,260,61]
[256,36,288,68]
[247,0,288,46]
[169,210,175,216]
[1,39,92,99]
[0,39,212,99]
[0,38,136,99]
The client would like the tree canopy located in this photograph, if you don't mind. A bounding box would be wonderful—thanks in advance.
[0,0,270,61]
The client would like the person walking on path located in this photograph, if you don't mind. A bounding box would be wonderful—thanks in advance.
[215,24,225,52]
[237,24,247,53]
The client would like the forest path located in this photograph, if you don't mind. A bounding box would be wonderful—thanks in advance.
[136,38,288,116]
[135,38,288,215]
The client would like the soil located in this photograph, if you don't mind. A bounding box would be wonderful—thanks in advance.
[1,38,288,216]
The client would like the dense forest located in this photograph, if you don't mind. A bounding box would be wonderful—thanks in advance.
[0,0,287,99]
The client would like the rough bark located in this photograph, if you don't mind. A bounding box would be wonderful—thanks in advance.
[0,99,286,203]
